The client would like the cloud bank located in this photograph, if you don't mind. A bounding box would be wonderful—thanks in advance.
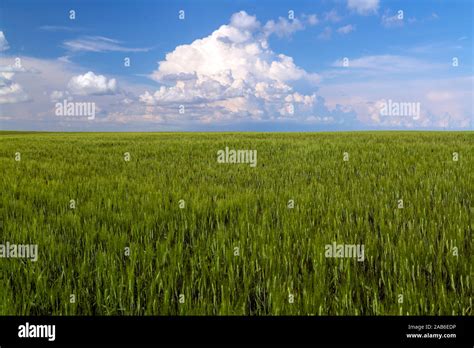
[138,11,354,125]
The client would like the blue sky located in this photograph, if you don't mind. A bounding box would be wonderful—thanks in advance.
[0,0,472,131]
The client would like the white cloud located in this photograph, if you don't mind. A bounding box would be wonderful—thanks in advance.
[381,11,404,28]
[0,56,70,118]
[141,11,327,123]
[324,10,342,23]
[50,90,73,102]
[337,24,355,34]
[63,36,150,53]
[331,55,442,73]
[0,75,29,104]
[320,50,472,129]
[318,27,332,40]
[426,91,455,102]
[0,46,30,104]
[39,25,84,32]
[5,11,466,131]
[0,55,156,128]
[264,14,318,38]
[0,31,9,51]
[319,75,473,129]
[230,11,261,31]
[50,90,64,101]
[264,17,305,37]
[305,14,319,26]
[347,0,379,15]
[67,71,118,96]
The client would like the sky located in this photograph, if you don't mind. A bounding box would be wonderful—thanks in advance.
[0,0,472,131]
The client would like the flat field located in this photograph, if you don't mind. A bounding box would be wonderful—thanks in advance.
[0,132,472,315]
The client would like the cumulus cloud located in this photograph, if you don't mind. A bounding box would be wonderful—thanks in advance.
[0,36,30,104]
[67,71,118,96]
[0,31,9,51]
[0,73,29,104]
[337,24,355,34]
[0,55,155,129]
[230,10,261,31]
[347,0,379,15]
[140,11,339,123]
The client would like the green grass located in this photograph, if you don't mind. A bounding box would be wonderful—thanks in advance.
[0,131,472,315]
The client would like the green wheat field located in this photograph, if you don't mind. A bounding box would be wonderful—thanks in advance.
[0,131,472,315]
